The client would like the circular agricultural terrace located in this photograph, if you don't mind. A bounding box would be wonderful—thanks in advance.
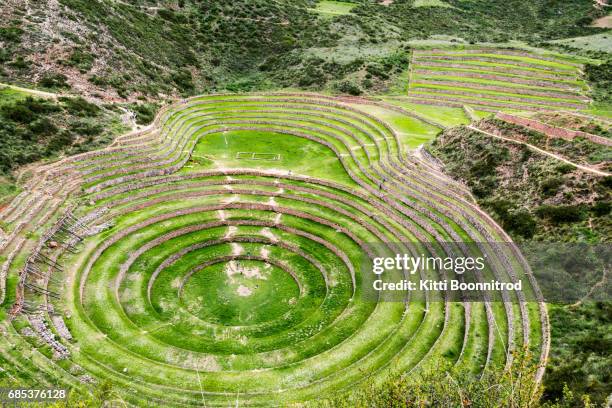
[0,94,548,406]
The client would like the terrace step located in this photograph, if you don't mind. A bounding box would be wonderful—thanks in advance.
[409,87,588,109]
[411,79,587,101]
[407,91,587,111]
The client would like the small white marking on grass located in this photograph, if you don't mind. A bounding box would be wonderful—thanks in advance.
[260,246,270,259]
[274,213,282,224]
[195,368,206,406]
[225,226,237,239]
[268,197,277,206]
[237,285,252,296]
[231,243,243,256]
[217,210,226,221]
[225,261,265,280]
[223,195,239,204]
[351,145,362,150]
[260,227,278,242]
[223,184,233,191]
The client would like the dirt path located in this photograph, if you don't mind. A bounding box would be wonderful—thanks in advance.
[592,15,612,28]
[0,83,58,99]
[467,125,611,177]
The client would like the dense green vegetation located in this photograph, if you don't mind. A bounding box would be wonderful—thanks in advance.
[0,95,126,176]
[430,124,611,406]
[479,118,612,168]
[315,350,603,408]
[0,0,607,99]
[584,60,612,104]
[545,302,611,405]
[0,0,609,406]
[431,125,610,242]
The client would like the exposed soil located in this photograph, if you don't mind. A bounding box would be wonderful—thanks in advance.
[591,14,612,28]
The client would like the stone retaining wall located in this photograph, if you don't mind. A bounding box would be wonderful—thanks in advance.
[496,113,612,146]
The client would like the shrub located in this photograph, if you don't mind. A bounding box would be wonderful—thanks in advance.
[0,26,24,43]
[28,118,58,136]
[172,69,195,93]
[598,176,612,189]
[60,97,100,117]
[336,80,362,96]
[129,103,159,125]
[591,201,610,217]
[65,48,95,71]
[21,97,61,114]
[9,56,29,69]
[536,205,584,223]
[555,163,575,175]
[315,351,543,408]
[70,120,102,136]
[38,73,70,89]
[540,176,564,197]
[46,130,74,153]
[1,104,35,123]
[505,209,536,239]
[584,61,612,103]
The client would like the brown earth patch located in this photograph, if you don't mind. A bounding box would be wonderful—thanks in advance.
[591,15,612,28]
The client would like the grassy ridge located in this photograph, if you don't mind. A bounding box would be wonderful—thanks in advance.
[408,48,591,112]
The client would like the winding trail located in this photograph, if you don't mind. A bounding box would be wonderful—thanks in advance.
[467,125,611,176]
[0,82,58,99]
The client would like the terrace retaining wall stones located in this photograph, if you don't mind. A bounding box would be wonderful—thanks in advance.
[413,48,583,68]
[414,56,577,74]
[413,80,586,101]
[413,70,579,91]
[412,88,586,109]
[413,60,575,80]
[496,113,612,146]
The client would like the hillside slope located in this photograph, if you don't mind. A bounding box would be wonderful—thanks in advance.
[429,122,611,405]
[430,123,611,242]
[1,0,607,101]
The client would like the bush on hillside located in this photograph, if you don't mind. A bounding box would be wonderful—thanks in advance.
[335,80,362,96]
[540,176,565,197]
[315,351,545,408]
[584,61,612,103]
[60,97,100,117]
[38,73,70,89]
[536,205,584,224]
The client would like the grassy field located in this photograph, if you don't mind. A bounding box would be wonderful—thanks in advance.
[0,93,546,406]
[311,1,356,17]
[188,130,354,185]
[551,32,612,53]
[413,0,454,8]
[0,87,27,106]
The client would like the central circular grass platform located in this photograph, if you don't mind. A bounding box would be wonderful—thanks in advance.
[4,93,547,407]
[180,259,301,326]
